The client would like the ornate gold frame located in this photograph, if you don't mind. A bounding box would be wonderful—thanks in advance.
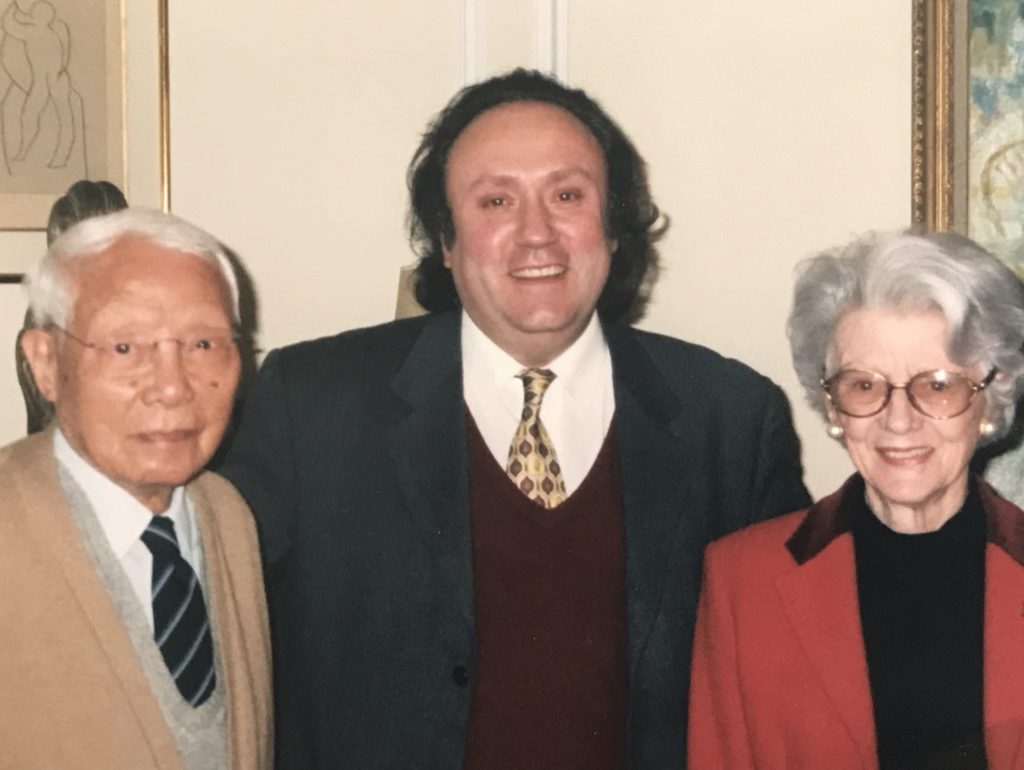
[0,0,169,235]
[158,0,170,211]
[0,0,168,282]
[911,0,968,232]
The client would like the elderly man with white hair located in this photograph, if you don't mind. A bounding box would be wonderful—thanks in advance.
[2,208,271,770]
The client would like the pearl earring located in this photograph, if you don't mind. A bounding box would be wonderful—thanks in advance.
[826,423,844,440]
[980,420,996,437]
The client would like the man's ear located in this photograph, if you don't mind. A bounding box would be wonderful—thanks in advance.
[442,245,453,269]
[19,328,60,402]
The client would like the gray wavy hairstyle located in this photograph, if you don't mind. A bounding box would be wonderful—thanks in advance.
[787,230,1024,442]
[24,207,239,329]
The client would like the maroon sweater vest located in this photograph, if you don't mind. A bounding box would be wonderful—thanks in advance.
[462,414,628,770]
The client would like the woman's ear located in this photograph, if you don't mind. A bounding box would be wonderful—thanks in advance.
[824,402,846,440]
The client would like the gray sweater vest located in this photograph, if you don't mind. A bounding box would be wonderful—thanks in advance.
[60,468,228,770]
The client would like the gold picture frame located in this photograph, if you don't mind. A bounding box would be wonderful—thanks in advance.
[912,0,956,231]
[0,0,168,236]
[913,0,1024,271]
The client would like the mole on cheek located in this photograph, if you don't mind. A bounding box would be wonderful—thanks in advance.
[209,380,219,389]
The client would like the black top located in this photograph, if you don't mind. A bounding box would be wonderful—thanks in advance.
[851,477,988,769]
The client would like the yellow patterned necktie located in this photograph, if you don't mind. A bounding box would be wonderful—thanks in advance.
[506,368,567,508]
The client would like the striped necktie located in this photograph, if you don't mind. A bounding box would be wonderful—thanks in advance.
[141,516,216,706]
[506,368,567,508]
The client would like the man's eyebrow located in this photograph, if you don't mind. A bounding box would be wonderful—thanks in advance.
[466,174,518,192]
[465,167,600,192]
[548,166,599,184]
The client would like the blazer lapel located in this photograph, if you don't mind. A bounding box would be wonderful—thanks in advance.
[384,313,476,627]
[191,478,271,770]
[774,535,877,769]
[605,327,702,676]
[12,432,181,768]
[981,486,1024,767]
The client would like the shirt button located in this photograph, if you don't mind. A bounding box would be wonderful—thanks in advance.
[452,665,470,687]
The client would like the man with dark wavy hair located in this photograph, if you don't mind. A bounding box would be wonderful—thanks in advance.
[408,69,662,326]
[224,68,809,769]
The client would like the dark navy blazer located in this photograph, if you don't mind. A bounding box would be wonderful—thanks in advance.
[222,311,810,769]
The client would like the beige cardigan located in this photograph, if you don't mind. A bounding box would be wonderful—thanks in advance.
[0,431,272,770]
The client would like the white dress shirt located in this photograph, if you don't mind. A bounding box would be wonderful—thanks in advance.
[54,429,205,630]
[461,311,615,496]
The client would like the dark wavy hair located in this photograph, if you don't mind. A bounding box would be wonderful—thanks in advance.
[408,69,666,324]
[45,179,128,246]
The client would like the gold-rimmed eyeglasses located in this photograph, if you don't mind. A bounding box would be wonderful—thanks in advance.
[55,326,239,375]
[821,368,996,420]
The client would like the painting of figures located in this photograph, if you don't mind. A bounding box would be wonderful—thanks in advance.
[0,0,122,228]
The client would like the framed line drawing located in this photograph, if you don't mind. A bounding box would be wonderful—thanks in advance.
[913,0,1024,274]
[0,0,168,239]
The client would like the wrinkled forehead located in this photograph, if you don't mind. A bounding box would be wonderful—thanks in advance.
[65,236,234,328]
[450,101,606,165]
[826,306,961,371]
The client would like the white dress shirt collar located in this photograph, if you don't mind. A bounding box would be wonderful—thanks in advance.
[461,311,615,494]
[52,428,199,621]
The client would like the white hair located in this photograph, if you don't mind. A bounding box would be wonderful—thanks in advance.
[24,207,240,329]
[788,230,1024,441]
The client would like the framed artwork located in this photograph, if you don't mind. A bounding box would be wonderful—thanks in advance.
[0,0,168,277]
[913,0,1024,273]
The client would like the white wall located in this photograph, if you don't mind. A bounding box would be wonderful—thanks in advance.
[567,1,911,495]
[0,1,912,498]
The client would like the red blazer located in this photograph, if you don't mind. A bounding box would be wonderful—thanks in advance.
[688,476,1024,769]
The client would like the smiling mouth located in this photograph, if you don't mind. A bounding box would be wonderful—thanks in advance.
[136,430,196,443]
[877,446,933,462]
[510,265,567,279]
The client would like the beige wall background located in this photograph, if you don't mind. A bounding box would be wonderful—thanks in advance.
[0,0,911,499]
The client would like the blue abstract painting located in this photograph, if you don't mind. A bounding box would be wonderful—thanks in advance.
[969,0,1024,271]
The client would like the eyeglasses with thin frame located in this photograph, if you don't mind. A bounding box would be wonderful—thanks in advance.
[54,326,239,375]
[821,367,996,420]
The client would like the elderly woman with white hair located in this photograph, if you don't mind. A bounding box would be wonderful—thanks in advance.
[688,231,1024,770]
